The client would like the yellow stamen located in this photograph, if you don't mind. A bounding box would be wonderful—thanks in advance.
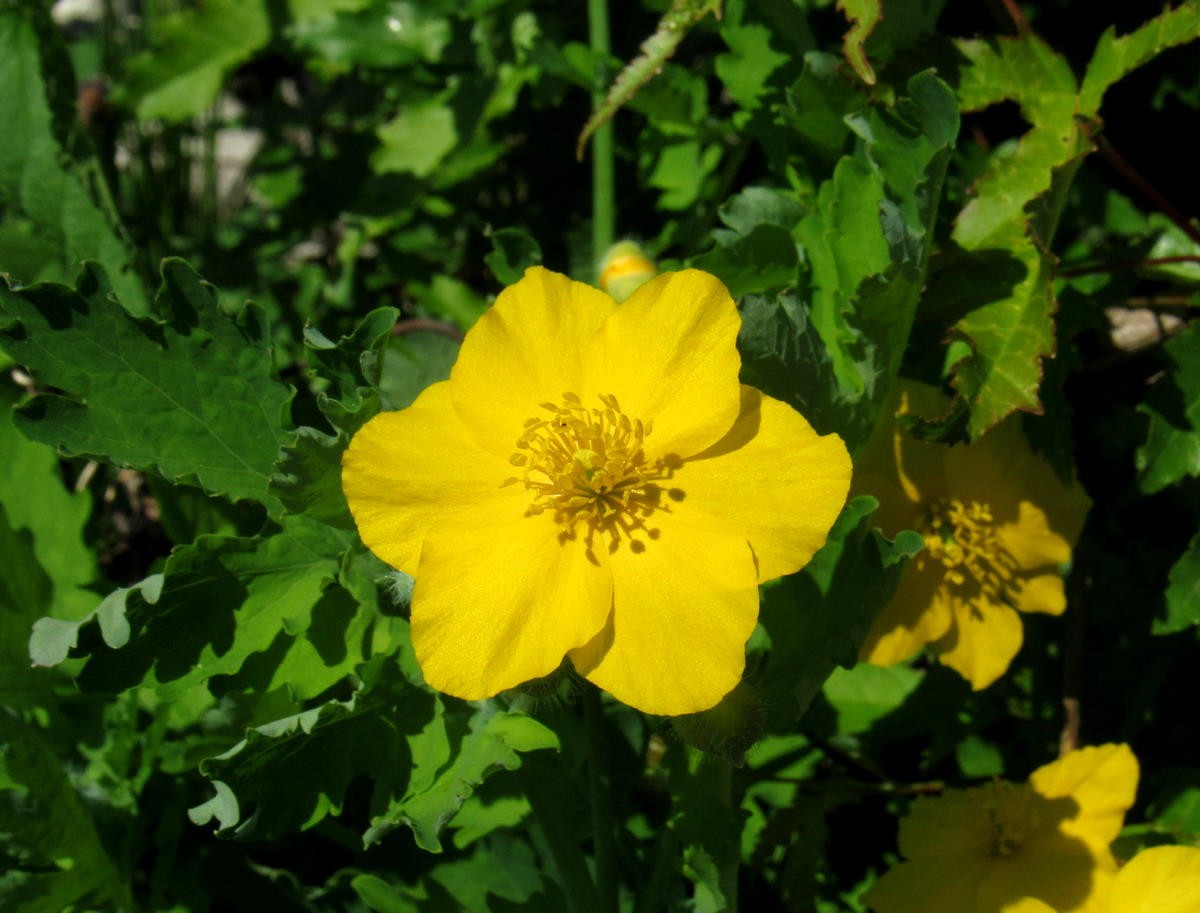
[920,498,1019,602]
[970,780,1041,857]
[509,392,670,547]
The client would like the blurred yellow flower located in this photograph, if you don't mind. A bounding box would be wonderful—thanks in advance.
[865,744,1139,913]
[1006,845,1200,913]
[342,267,851,715]
[854,381,1090,689]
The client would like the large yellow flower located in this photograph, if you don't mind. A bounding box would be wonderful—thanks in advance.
[854,381,1090,689]
[865,744,1139,913]
[1008,845,1200,913]
[342,267,851,715]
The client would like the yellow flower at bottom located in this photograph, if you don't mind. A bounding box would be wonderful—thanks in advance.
[1006,845,1200,913]
[342,267,851,715]
[864,744,1139,913]
[854,380,1090,689]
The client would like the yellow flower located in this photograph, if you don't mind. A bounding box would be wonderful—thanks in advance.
[854,380,1090,689]
[865,744,1139,913]
[1005,845,1200,913]
[342,267,851,715]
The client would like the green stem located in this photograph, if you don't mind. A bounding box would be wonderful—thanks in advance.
[519,752,601,913]
[588,0,615,271]
[584,686,620,913]
[713,760,738,911]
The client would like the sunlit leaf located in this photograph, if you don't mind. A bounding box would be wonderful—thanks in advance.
[0,260,294,507]
[119,0,270,121]
[1079,3,1200,117]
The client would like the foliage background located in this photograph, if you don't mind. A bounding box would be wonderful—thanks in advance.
[1,0,1199,910]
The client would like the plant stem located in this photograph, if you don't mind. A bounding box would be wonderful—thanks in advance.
[583,685,620,913]
[1056,255,1200,278]
[588,0,615,272]
[713,760,738,912]
[1094,133,1200,249]
[519,751,601,913]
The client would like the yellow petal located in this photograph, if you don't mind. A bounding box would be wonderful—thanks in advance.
[1011,572,1067,616]
[930,593,1025,690]
[853,380,951,519]
[581,270,742,459]
[1028,744,1138,849]
[568,503,758,715]
[999,501,1075,569]
[861,560,955,666]
[943,418,1090,570]
[1108,846,1200,913]
[449,267,617,457]
[892,381,954,506]
[863,857,992,913]
[1002,899,1059,913]
[896,788,984,859]
[411,485,613,699]
[342,381,509,575]
[978,842,1110,913]
[680,386,851,582]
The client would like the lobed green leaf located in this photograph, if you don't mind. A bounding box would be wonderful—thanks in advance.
[0,260,294,507]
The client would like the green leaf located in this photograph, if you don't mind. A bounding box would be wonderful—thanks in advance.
[196,679,439,840]
[484,228,543,286]
[378,332,460,411]
[1155,529,1200,634]
[821,662,922,734]
[576,0,722,158]
[289,0,451,74]
[757,496,923,727]
[118,0,270,121]
[836,0,881,84]
[1079,3,1200,117]
[666,748,741,912]
[778,51,861,163]
[28,573,150,668]
[1136,324,1200,493]
[270,427,353,527]
[73,515,352,700]
[796,71,958,441]
[368,701,559,852]
[737,291,874,449]
[1145,767,1200,842]
[374,103,459,178]
[941,34,1090,438]
[302,306,398,431]
[716,21,790,110]
[0,713,132,912]
[0,7,147,313]
[0,260,294,507]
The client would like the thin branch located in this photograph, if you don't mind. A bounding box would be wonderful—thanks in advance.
[1094,133,1200,249]
[999,0,1033,35]
[1059,554,1087,757]
[1056,255,1200,278]
[390,318,465,342]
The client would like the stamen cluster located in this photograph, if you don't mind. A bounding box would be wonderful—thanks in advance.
[970,780,1041,857]
[923,498,1019,599]
[507,392,665,537]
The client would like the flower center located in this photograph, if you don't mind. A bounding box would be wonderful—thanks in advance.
[506,393,671,546]
[970,780,1041,857]
[921,498,1018,599]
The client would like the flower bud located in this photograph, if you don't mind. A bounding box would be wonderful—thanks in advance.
[599,241,658,302]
